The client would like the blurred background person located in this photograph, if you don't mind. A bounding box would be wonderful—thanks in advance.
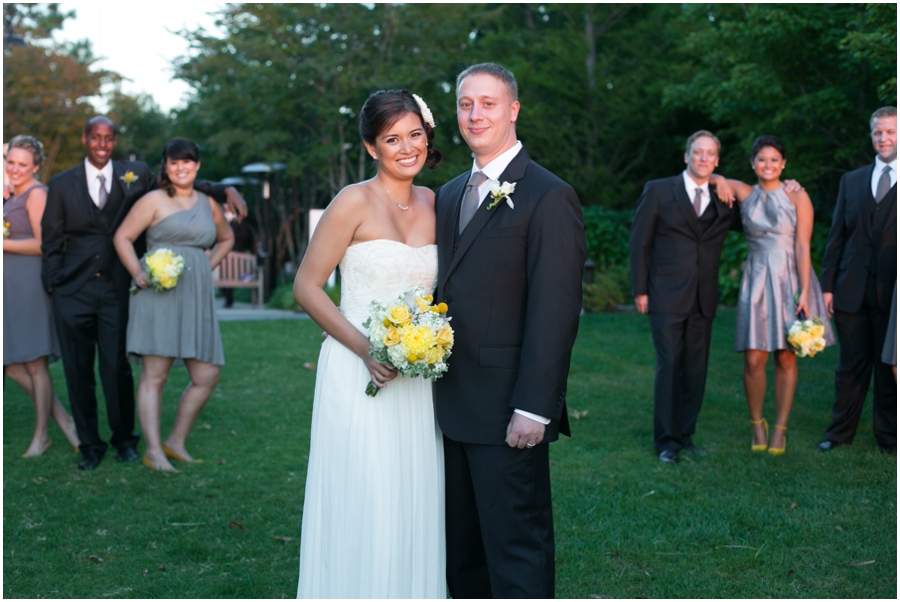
[713,136,834,455]
[114,137,233,472]
[3,135,80,456]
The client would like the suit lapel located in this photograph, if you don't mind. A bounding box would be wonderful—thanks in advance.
[71,163,93,210]
[437,174,467,289]
[444,148,530,282]
[674,177,702,238]
[109,161,132,224]
[859,164,876,240]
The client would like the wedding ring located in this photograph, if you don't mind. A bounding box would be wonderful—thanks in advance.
[526,442,535,448]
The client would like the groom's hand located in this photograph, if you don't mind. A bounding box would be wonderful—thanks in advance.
[506,412,545,449]
[634,295,648,314]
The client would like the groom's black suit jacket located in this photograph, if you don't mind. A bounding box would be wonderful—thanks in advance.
[820,163,897,313]
[434,148,585,444]
[41,159,225,297]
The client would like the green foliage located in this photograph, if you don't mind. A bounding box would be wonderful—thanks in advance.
[3,316,896,598]
[267,284,301,311]
[108,92,173,164]
[717,231,749,306]
[583,206,632,270]
[582,264,631,313]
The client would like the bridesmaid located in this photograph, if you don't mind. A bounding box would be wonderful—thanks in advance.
[3,135,80,456]
[113,138,234,472]
[713,136,834,454]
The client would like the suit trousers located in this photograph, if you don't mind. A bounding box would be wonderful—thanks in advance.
[443,436,554,599]
[649,302,713,453]
[826,276,897,448]
[53,275,138,456]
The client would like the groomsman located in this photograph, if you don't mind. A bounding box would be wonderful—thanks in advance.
[41,116,247,470]
[819,106,897,453]
[434,63,585,598]
[629,131,740,463]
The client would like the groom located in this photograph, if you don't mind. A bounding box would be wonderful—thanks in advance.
[434,63,585,598]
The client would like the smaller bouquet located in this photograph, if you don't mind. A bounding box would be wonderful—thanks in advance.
[3,221,9,239]
[362,287,454,396]
[786,312,827,358]
[130,248,186,294]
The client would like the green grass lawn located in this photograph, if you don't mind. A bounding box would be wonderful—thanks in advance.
[3,310,896,598]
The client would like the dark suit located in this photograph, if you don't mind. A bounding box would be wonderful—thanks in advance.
[820,164,897,448]
[629,174,739,453]
[434,148,585,598]
[41,159,225,459]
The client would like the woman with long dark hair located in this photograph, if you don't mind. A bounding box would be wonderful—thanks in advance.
[293,90,445,597]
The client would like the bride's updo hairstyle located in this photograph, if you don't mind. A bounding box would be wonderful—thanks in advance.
[750,135,786,161]
[158,137,202,197]
[359,90,442,169]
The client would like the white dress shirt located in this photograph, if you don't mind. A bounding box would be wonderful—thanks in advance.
[871,156,898,199]
[466,140,550,427]
[469,141,523,205]
[84,158,114,208]
[682,171,711,215]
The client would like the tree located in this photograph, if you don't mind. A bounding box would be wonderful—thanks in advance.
[3,3,117,178]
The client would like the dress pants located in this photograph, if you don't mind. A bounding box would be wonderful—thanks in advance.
[649,300,713,453]
[443,436,554,599]
[53,275,139,457]
[826,277,897,448]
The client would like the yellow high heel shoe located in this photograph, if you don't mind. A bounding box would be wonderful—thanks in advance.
[751,418,768,452]
[143,454,180,473]
[163,443,203,464]
[768,424,787,456]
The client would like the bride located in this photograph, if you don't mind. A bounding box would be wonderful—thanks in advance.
[293,90,446,598]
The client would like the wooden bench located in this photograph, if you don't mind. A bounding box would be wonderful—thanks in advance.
[213,251,265,307]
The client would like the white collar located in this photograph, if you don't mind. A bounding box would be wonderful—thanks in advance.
[682,170,710,196]
[470,141,523,182]
[84,157,114,183]
[874,155,897,174]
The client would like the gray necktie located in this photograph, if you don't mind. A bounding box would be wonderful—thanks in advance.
[693,187,703,216]
[875,165,892,203]
[459,171,488,234]
[97,174,108,210]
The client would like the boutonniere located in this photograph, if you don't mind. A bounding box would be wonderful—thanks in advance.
[486,181,516,211]
[120,171,139,190]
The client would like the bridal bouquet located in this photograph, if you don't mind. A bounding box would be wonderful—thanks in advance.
[362,286,454,396]
[130,248,186,294]
[786,315,827,358]
[3,221,9,239]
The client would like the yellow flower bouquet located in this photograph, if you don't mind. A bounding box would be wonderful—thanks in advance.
[786,314,827,358]
[3,221,10,239]
[130,247,186,295]
[362,286,454,396]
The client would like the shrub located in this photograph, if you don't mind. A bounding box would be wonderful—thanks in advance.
[582,264,631,313]
[267,282,341,312]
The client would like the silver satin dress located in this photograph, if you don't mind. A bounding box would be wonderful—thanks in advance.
[734,186,835,352]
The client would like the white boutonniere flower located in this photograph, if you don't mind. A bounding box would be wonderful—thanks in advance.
[486,181,516,211]
[120,171,139,190]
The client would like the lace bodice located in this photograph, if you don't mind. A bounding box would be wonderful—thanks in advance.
[338,239,438,327]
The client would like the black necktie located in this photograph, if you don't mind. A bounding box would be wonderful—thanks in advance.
[876,165,892,203]
[459,171,488,234]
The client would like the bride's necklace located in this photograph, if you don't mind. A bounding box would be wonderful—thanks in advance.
[378,178,411,211]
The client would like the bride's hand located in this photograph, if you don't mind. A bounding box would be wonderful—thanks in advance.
[364,356,397,390]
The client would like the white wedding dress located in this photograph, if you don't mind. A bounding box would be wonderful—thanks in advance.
[297,239,446,599]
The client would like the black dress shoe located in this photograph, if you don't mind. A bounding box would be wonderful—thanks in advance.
[658,449,679,463]
[78,451,103,471]
[116,445,139,463]
[685,444,709,456]
[817,440,841,452]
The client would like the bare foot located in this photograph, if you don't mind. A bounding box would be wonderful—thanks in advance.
[143,449,178,472]
[58,417,80,451]
[23,437,52,458]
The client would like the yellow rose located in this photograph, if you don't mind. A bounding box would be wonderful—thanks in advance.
[415,296,432,313]
[436,324,454,348]
[383,326,402,347]
[158,275,177,289]
[388,305,412,326]
[426,347,444,365]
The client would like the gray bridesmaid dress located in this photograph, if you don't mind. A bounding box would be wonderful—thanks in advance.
[3,184,60,365]
[734,186,835,352]
[127,193,224,365]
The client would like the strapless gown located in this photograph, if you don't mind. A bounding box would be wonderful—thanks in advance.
[735,186,835,351]
[297,239,446,599]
